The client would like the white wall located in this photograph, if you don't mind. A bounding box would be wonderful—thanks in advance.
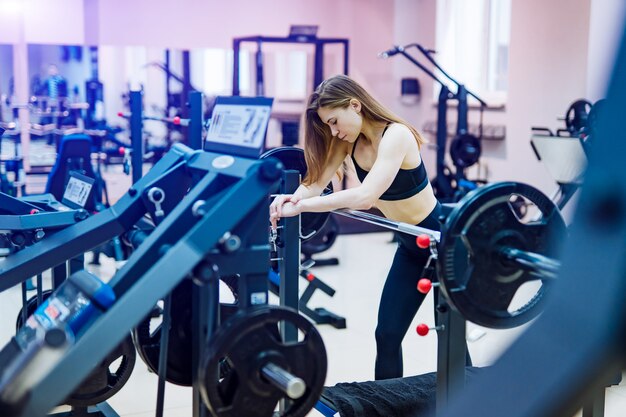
[391,0,511,184]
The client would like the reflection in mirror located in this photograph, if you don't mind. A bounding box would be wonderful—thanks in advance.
[1,40,346,198]
[27,44,92,134]
[16,44,93,181]
[100,46,184,152]
[99,46,250,154]
[0,44,24,196]
[97,44,333,154]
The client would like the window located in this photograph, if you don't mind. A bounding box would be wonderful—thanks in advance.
[192,48,251,96]
[274,50,308,100]
[435,0,511,105]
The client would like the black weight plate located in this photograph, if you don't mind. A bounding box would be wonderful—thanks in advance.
[16,290,136,407]
[586,98,607,137]
[65,334,136,407]
[132,279,194,386]
[261,147,332,241]
[565,99,592,134]
[132,278,238,386]
[450,133,481,169]
[199,306,327,417]
[438,182,567,329]
[301,215,339,256]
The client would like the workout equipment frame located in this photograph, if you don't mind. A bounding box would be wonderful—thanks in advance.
[0,146,284,417]
[232,34,349,96]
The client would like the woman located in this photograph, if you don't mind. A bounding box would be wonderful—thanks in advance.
[270,74,441,380]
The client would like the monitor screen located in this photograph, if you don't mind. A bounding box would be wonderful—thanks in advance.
[62,171,95,209]
[204,96,274,158]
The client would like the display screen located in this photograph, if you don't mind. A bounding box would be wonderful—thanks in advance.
[204,96,273,158]
[62,171,95,209]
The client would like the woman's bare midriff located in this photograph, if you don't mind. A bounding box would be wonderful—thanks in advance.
[374,182,439,226]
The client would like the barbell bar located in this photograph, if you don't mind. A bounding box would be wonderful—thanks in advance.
[499,246,561,280]
[333,209,441,242]
[260,362,307,400]
[333,207,560,281]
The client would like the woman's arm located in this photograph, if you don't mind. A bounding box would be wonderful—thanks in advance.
[270,141,349,227]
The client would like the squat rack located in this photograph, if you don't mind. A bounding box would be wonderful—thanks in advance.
[232,32,349,96]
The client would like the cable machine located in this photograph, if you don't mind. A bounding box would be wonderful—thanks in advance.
[380,44,489,203]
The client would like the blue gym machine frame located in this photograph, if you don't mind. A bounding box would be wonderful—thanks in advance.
[0,145,283,416]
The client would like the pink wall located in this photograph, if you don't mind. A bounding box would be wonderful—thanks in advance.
[96,0,374,49]
[486,0,591,194]
[390,0,439,176]
[391,0,619,201]
[0,1,23,44]
[0,0,86,45]
[1,0,624,197]
[95,0,393,73]
[94,0,395,100]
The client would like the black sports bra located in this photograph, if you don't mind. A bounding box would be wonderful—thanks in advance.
[350,124,429,201]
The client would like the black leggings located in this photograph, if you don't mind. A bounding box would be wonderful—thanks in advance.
[374,203,442,380]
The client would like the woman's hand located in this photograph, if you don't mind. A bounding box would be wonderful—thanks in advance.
[270,194,302,229]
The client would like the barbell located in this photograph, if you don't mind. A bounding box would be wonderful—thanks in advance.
[334,197,562,282]
[336,182,566,329]
[263,147,567,329]
[117,111,190,126]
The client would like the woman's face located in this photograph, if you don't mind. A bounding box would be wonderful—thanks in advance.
[317,100,362,143]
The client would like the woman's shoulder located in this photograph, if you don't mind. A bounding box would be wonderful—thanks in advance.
[384,123,416,142]
[385,122,413,134]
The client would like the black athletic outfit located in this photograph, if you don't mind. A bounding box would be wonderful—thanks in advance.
[351,125,440,380]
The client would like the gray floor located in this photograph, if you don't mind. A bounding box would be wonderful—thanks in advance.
[0,163,625,416]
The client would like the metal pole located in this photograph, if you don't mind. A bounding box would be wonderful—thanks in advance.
[436,85,454,201]
[256,42,264,96]
[314,41,324,90]
[233,39,240,96]
[280,170,301,341]
[435,290,467,416]
[188,91,203,150]
[129,90,144,184]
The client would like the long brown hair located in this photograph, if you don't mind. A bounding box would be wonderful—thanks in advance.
[302,74,425,186]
